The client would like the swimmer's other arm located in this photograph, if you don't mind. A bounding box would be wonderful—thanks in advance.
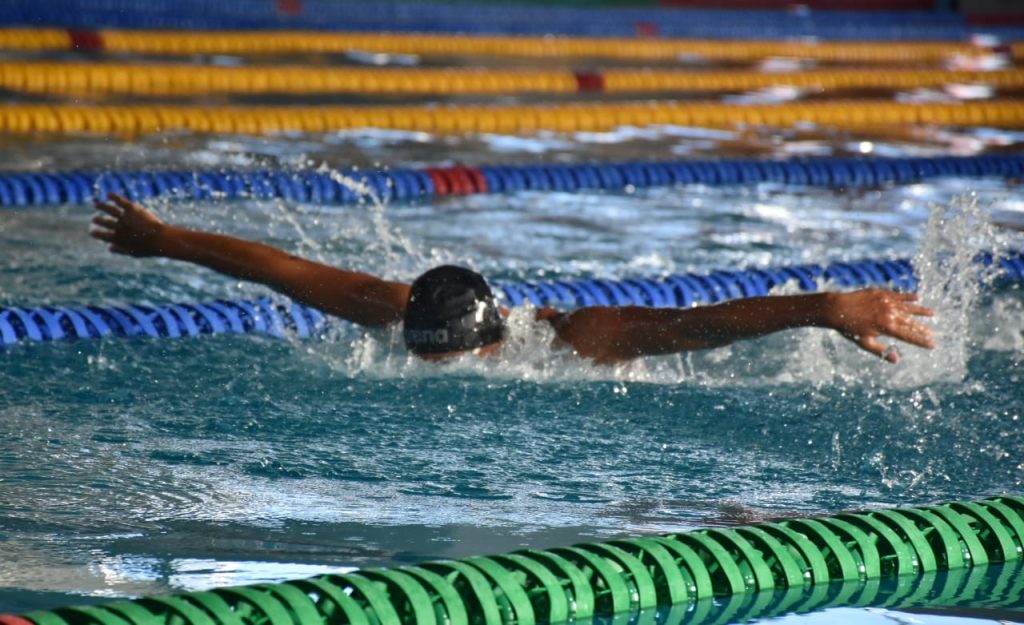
[91,193,410,327]
[547,291,935,364]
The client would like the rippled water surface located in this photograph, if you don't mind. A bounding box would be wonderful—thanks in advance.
[2,129,1024,620]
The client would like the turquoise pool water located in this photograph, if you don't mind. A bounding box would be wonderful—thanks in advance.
[2,129,1024,622]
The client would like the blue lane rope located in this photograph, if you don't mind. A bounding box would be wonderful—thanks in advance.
[3,251,1022,347]
[0,297,330,347]
[0,0,968,40]
[4,154,1024,209]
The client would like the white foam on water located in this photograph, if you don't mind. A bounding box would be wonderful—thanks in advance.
[274,180,1020,393]
[324,166,425,278]
[889,192,1008,387]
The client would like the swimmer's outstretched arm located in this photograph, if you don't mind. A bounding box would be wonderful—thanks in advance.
[91,193,410,328]
[548,289,935,364]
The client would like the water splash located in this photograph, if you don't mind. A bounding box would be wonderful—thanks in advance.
[890,192,1006,386]
[323,164,424,279]
[268,186,1018,392]
[253,160,426,281]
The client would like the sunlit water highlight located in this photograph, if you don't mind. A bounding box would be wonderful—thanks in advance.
[0,130,1023,620]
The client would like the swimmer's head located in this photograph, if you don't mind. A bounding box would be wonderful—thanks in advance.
[403,265,507,358]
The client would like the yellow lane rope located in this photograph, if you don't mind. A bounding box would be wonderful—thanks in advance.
[0,100,1021,135]
[0,63,570,95]
[603,68,1024,93]
[0,28,993,64]
[1,62,1021,96]
[0,28,72,50]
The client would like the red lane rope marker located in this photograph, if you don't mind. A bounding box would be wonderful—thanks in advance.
[463,166,488,194]
[447,167,475,195]
[438,168,462,194]
[634,21,660,37]
[425,167,487,195]
[67,29,104,51]
[423,168,451,196]
[0,616,37,625]
[276,0,303,16]
[439,169,463,194]
[574,71,606,93]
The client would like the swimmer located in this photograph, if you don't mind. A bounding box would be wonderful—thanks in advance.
[91,193,936,364]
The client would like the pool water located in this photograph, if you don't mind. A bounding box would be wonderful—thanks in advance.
[2,129,1024,622]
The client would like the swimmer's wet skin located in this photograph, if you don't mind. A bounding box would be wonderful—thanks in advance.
[91,192,935,364]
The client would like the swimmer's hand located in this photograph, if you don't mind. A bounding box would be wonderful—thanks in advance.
[823,289,935,363]
[91,193,165,257]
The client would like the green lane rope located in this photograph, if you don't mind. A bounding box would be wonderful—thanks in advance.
[7,496,1024,625]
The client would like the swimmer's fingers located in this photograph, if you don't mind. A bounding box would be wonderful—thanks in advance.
[869,310,935,356]
[93,193,155,221]
[90,227,114,243]
[89,214,126,247]
[91,215,118,231]
[91,229,143,256]
[908,325,936,348]
[92,197,124,218]
[90,194,164,257]
[887,321,936,350]
[902,302,935,317]
[107,192,142,213]
[89,231,138,257]
[857,335,899,363]
[891,292,935,317]
[830,289,936,363]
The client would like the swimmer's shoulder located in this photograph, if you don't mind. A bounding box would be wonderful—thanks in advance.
[534,307,568,327]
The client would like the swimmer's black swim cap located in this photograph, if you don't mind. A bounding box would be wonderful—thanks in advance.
[403,265,507,355]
